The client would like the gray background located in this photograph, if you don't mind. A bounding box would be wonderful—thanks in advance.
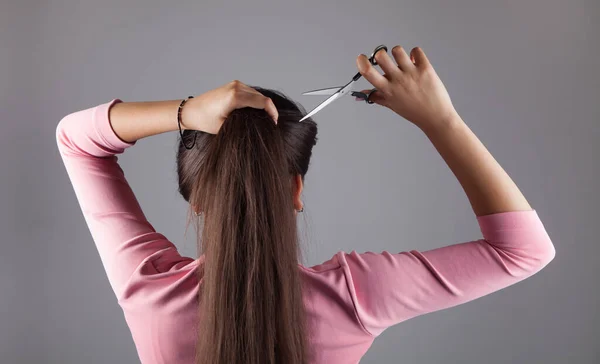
[1,0,598,363]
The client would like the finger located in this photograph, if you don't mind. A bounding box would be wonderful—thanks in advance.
[373,48,401,76]
[264,97,279,123]
[356,54,389,91]
[236,91,279,123]
[410,47,431,69]
[234,83,279,123]
[391,46,414,71]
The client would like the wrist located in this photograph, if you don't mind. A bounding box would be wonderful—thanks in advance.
[418,110,463,136]
[179,97,195,131]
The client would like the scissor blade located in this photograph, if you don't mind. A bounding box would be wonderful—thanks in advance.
[299,91,344,122]
[302,86,343,96]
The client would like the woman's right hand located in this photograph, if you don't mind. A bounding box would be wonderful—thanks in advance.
[356,46,458,131]
[181,80,279,135]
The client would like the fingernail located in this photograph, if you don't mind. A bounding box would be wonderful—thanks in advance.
[354,97,363,101]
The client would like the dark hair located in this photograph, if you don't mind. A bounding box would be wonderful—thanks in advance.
[176,86,318,364]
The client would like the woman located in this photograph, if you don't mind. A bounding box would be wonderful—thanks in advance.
[55,45,555,364]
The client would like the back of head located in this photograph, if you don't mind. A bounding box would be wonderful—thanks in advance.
[176,87,318,364]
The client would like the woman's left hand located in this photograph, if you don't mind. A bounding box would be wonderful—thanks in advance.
[180,80,279,134]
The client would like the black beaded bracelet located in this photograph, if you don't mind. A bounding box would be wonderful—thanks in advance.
[178,96,196,150]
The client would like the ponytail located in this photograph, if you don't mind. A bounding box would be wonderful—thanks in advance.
[176,93,317,364]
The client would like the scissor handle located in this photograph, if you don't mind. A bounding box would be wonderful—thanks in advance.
[366,89,377,104]
[351,44,388,82]
[369,45,388,66]
[351,88,378,104]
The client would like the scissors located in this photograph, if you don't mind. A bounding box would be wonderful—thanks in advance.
[299,44,388,122]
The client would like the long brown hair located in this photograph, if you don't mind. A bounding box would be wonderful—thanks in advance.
[176,87,318,364]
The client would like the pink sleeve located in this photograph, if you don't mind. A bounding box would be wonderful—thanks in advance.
[338,210,556,337]
[55,99,195,301]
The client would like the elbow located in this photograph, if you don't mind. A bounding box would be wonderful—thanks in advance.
[524,238,556,273]
[55,122,62,143]
[55,121,63,153]
[55,117,64,146]
[492,237,556,276]
[537,239,556,268]
[55,115,72,154]
[484,211,556,274]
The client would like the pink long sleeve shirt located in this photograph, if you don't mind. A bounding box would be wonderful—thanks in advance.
[56,99,556,364]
